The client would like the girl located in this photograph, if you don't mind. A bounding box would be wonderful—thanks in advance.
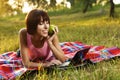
[19,9,67,69]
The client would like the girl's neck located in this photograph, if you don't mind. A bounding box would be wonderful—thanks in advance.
[31,34,46,48]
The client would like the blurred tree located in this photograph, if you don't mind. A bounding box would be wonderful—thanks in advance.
[68,0,96,12]
[67,0,75,6]
[98,0,115,17]
[27,0,48,9]
[49,0,56,7]
[0,0,13,16]
[13,0,24,14]
[110,0,115,17]
[49,0,56,10]
[73,0,115,17]
[82,0,96,13]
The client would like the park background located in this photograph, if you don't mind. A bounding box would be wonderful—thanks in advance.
[0,0,120,80]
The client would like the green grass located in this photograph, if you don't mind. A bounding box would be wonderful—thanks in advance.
[0,14,25,52]
[0,6,120,80]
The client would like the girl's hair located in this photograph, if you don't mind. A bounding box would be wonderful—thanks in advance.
[25,9,50,35]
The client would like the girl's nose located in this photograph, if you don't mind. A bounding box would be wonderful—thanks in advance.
[44,21,49,28]
[44,23,48,29]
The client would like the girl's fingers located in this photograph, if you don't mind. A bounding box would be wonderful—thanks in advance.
[55,26,59,33]
[51,60,62,65]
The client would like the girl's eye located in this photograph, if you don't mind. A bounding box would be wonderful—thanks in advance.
[46,21,49,24]
[39,22,44,25]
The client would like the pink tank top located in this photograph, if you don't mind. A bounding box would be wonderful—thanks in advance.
[27,33,55,62]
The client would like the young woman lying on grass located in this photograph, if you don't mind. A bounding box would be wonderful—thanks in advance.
[19,9,67,69]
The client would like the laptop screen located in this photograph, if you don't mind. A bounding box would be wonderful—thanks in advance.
[59,47,90,67]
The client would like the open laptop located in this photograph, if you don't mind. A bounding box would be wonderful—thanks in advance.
[51,47,90,69]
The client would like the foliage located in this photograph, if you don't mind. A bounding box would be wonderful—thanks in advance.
[67,0,75,6]
[49,0,56,8]
[0,4,120,80]
[12,0,24,14]
[0,0,13,17]
[27,0,48,9]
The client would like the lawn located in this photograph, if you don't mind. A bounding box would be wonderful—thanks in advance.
[0,6,120,80]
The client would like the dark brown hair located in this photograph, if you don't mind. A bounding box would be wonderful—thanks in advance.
[25,9,50,35]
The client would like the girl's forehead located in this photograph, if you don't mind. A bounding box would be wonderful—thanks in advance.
[40,16,43,19]
[40,17,43,21]
[40,16,48,21]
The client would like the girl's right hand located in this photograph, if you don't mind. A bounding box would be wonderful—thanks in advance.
[44,59,62,67]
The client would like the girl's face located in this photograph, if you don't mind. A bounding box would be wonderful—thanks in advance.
[36,18,49,37]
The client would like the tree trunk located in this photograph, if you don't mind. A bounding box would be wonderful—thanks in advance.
[83,1,89,13]
[68,0,75,6]
[110,0,115,17]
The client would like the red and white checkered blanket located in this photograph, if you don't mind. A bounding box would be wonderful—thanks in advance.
[0,41,120,79]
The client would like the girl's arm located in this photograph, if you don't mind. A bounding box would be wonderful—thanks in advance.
[47,27,68,62]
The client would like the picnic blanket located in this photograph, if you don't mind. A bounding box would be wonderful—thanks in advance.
[0,41,120,80]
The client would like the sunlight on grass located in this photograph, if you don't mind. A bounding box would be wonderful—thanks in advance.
[0,6,120,80]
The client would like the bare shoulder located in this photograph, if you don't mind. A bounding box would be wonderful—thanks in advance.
[19,28,27,44]
[19,28,27,35]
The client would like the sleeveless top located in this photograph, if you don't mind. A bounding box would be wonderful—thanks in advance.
[27,33,55,62]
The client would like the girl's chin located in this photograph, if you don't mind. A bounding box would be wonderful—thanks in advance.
[42,34,48,37]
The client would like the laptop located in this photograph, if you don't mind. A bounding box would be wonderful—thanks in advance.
[51,47,90,69]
